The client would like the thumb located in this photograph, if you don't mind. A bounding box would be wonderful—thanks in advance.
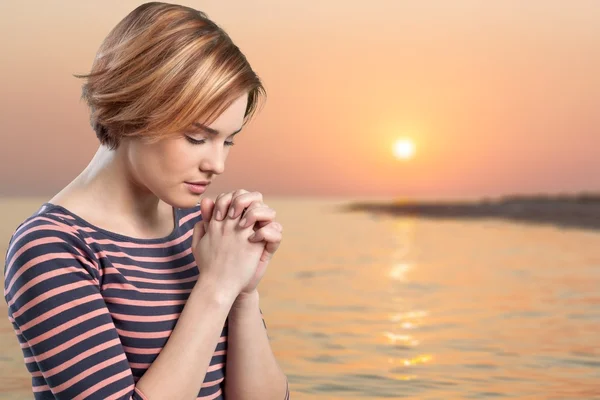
[200,197,215,230]
[192,221,205,250]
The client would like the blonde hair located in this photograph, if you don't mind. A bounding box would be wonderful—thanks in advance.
[74,2,265,149]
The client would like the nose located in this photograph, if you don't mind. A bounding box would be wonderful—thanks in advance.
[198,144,226,175]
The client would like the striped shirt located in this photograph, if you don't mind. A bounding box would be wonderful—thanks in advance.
[3,202,290,400]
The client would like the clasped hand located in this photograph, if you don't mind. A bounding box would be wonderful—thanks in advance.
[192,189,283,295]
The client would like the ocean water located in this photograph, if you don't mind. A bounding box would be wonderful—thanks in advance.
[1,197,599,399]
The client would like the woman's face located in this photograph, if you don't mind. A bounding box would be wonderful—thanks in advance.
[124,93,248,208]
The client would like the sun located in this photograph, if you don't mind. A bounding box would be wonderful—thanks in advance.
[393,138,415,160]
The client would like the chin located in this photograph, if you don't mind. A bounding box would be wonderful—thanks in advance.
[176,195,204,209]
[159,189,203,210]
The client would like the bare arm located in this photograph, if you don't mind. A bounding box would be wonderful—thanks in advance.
[136,278,235,400]
[139,194,273,399]
[224,290,289,399]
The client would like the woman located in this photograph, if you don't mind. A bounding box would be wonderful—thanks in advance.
[3,2,289,399]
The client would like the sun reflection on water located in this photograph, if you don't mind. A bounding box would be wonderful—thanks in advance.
[382,217,435,382]
[389,262,412,281]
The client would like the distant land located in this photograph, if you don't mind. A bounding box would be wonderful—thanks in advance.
[340,192,600,231]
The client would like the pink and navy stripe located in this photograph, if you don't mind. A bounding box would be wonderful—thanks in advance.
[4,203,289,399]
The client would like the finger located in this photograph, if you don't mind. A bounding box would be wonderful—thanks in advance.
[213,192,234,221]
[237,201,265,228]
[253,221,282,237]
[249,226,282,256]
[264,237,281,256]
[239,201,264,229]
[248,224,283,243]
[239,205,277,229]
[227,190,263,220]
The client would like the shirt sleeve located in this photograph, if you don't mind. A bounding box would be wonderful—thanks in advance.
[3,217,148,400]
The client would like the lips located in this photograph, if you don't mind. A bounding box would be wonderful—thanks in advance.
[186,180,211,185]
[185,182,209,194]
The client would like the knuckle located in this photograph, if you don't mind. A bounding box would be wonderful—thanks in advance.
[232,190,249,207]
[217,193,233,206]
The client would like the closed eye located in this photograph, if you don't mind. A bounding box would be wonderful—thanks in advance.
[185,136,235,146]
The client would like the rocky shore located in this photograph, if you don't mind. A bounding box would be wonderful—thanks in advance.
[340,193,600,231]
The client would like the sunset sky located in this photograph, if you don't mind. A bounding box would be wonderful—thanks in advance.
[0,1,598,199]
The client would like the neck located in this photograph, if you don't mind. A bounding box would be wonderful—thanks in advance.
[65,144,167,230]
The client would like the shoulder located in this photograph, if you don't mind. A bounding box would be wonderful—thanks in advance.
[4,204,96,294]
[5,203,87,253]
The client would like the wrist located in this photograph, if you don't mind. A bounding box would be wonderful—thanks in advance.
[230,290,260,315]
[193,276,238,308]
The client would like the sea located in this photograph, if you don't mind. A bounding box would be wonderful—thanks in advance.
[1,197,599,399]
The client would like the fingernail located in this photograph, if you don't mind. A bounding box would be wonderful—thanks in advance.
[229,207,235,218]
[239,218,246,227]
[216,210,223,220]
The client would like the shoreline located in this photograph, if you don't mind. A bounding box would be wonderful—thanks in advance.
[339,193,600,231]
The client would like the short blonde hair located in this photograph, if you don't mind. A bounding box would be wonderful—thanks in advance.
[74,2,265,149]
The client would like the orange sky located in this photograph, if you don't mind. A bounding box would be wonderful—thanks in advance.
[1,1,599,199]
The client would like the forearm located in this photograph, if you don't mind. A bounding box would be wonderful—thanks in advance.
[225,290,289,399]
[136,278,234,400]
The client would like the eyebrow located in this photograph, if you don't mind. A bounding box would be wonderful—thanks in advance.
[192,122,243,136]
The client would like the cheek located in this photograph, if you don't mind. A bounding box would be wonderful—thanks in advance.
[165,140,202,174]
[131,139,196,186]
